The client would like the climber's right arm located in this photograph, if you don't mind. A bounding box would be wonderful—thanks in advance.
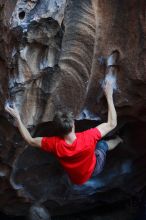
[5,105,42,148]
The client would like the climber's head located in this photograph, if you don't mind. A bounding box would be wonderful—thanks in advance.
[53,110,74,137]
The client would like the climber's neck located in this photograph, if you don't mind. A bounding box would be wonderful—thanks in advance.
[64,123,76,145]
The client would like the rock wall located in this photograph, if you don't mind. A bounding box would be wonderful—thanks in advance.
[0,0,145,126]
[0,0,146,218]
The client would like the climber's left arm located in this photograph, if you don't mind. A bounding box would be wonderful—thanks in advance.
[5,105,42,148]
[96,80,117,137]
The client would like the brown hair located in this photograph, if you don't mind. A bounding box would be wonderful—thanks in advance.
[53,110,74,137]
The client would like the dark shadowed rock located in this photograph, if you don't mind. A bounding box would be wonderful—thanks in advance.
[29,204,51,220]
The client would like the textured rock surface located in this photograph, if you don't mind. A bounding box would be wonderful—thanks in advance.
[0,0,146,126]
[0,0,146,218]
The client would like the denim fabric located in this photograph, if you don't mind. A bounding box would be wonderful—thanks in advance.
[91,140,109,177]
[96,140,109,154]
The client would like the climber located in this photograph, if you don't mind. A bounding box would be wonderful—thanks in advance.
[5,78,122,185]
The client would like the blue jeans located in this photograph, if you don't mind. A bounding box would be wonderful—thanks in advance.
[92,140,109,177]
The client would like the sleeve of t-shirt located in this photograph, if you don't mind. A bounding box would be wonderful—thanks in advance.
[84,127,102,142]
[41,137,56,153]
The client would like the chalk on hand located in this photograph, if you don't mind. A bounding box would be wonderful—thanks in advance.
[107,50,119,67]
[102,72,117,91]
[5,100,14,109]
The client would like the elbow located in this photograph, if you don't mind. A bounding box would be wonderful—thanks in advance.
[109,121,117,130]
[108,120,117,130]
[28,138,36,146]
[108,115,117,130]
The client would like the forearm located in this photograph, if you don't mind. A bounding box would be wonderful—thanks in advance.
[96,80,117,137]
[106,96,117,128]
[16,118,33,145]
[5,105,42,147]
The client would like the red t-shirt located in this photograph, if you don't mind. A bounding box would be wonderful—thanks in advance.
[41,128,101,185]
